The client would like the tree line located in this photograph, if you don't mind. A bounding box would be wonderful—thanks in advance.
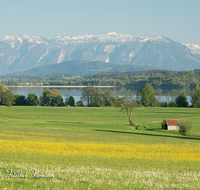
[1,69,200,90]
[0,84,75,107]
[80,84,192,108]
[1,82,200,108]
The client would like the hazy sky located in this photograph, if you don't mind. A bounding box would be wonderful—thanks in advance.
[1,0,200,45]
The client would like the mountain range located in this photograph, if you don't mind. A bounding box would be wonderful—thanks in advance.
[1,32,200,76]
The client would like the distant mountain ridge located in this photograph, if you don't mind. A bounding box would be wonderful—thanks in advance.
[6,60,159,76]
[1,33,200,75]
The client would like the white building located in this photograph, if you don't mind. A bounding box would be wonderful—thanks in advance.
[166,120,179,130]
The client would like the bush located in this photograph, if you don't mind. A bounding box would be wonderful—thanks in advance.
[161,119,167,129]
[179,120,194,135]
[76,100,84,107]
[169,101,177,107]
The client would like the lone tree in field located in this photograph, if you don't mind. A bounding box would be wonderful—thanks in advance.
[116,93,137,126]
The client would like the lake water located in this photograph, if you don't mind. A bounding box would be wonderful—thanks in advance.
[8,86,192,105]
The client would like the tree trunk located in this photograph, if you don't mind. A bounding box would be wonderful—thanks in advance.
[129,116,134,126]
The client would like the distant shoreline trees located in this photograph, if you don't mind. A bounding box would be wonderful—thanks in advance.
[2,70,200,90]
[0,82,198,108]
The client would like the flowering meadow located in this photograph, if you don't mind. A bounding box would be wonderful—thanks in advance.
[0,137,200,162]
[0,106,199,189]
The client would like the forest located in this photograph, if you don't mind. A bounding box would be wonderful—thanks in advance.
[1,69,200,90]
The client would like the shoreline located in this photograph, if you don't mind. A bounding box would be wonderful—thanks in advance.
[7,85,119,88]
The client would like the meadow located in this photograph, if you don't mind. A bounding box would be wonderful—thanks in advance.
[0,106,199,189]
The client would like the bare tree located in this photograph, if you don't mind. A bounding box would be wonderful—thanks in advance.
[167,92,170,103]
[116,93,137,126]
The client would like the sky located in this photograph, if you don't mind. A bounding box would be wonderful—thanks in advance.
[0,0,200,45]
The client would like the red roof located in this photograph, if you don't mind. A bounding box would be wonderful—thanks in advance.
[166,120,179,126]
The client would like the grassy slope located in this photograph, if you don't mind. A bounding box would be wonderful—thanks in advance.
[0,106,199,189]
[1,106,200,139]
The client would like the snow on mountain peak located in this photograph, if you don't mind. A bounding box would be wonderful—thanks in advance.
[52,33,135,44]
[2,35,16,41]
[183,43,200,54]
[107,32,118,35]
[2,35,21,48]
[2,35,48,45]
[2,33,170,47]
[51,33,170,45]
[138,35,168,43]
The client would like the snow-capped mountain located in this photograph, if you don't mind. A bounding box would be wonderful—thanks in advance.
[183,43,200,55]
[0,33,200,75]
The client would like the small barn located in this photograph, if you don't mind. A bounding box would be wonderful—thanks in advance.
[166,120,179,130]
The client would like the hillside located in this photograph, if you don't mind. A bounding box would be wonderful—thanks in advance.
[5,60,158,76]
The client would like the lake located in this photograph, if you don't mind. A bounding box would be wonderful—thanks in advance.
[8,86,192,105]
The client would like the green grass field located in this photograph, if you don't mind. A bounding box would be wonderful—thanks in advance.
[0,106,200,189]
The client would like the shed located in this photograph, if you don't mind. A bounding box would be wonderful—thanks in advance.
[166,120,179,130]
